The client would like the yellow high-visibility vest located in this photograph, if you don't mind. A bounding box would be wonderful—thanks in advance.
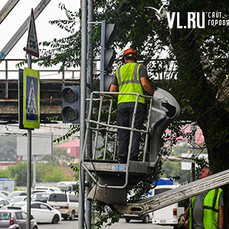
[116,62,145,104]
[189,188,223,229]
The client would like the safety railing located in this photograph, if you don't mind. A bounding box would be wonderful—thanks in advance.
[82,91,153,189]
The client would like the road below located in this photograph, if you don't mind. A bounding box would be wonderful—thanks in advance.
[37,218,174,229]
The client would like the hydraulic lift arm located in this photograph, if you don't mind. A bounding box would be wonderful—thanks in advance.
[113,169,229,215]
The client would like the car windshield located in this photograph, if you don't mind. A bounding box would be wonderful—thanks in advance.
[10,197,24,203]
[49,194,67,202]
[8,192,22,198]
[36,187,48,190]
[0,212,11,220]
[32,193,49,201]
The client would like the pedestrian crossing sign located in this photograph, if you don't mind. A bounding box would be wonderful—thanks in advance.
[19,68,40,129]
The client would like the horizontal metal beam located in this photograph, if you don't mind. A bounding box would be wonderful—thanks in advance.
[0,102,62,113]
[82,161,149,174]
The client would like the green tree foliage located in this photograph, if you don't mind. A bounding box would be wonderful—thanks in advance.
[36,163,53,182]
[8,161,75,185]
[42,166,65,182]
[162,144,190,183]
[8,162,27,186]
[0,169,11,178]
[0,136,16,161]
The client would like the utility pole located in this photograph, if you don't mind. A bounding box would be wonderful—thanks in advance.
[26,54,32,229]
[79,0,87,228]
[24,8,40,228]
[86,0,94,228]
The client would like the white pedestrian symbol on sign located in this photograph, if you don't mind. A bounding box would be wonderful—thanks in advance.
[27,80,37,114]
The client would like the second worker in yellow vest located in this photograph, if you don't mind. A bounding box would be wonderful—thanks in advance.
[179,167,224,229]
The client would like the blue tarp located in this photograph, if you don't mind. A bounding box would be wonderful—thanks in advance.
[153,178,173,186]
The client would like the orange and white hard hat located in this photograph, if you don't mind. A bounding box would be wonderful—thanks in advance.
[122,48,137,62]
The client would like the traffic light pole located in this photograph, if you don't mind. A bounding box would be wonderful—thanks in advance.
[79,0,87,228]
[100,20,106,92]
[85,0,94,228]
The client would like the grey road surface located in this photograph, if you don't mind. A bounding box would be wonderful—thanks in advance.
[37,218,174,229]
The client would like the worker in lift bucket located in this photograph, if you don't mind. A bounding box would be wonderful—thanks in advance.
[177,167,224,229]
[109,48,154,163]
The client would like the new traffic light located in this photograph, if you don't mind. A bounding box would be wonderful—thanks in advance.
[100,20,117,91]
[61,86,80,123]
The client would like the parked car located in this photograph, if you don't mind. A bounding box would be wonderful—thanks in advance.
[34,186,60,192]
[22,202,62,224]
[32,190,49,194]
[0,208,38,229]
[0,198,10,208]
[0,191,9,197]
[47,192,79,220]
[9,196,27,204]
[31,192,50,203]
[123,190,152,223]
[123,213,152,223]
[6,191,27,201]
[1,202,27,209]
[0,192,7,199]
[57,181,78,192]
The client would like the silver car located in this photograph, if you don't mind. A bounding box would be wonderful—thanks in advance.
[0,208,38,229]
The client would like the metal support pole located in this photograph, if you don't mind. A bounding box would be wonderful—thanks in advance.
[26,53,32,229]
[86,0,94,228]
[26,129,32,229]
[191,123,197,182]
[5,60,8,99]
[79,0,87,228]
[33,156,36,189]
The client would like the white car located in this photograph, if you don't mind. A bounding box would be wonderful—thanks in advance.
[47,192,79,220]
[34,186,61,192]
[22,202,62,223]
[6,191,27,201]
[31,192,50,203]
[9,196,27,204]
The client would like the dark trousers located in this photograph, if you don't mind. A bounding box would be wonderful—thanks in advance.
[117,102,145,159]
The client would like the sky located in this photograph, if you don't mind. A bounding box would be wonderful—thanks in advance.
[0,0,80,79]
[0,0,80,134]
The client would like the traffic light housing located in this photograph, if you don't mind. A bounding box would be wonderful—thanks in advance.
[61,86,80,123]
[100,20,117,91]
